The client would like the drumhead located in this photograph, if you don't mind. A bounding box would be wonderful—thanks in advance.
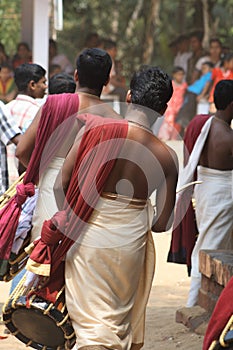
[12,308,65,346]
[3,295,76,350]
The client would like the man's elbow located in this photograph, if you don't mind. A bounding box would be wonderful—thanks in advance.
[151,213,174,233]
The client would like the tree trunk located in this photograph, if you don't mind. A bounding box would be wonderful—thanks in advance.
[125,0,144,39]
[193,0,203,31]
[202,0,210,50]
[142,0,160,64]
[178,0,186,34]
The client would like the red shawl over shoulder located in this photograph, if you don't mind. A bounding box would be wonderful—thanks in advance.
[27,114,128,302]
[167,114,211,275]
[0,93,79,269]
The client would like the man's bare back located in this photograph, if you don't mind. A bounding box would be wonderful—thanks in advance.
[200,117,233,170]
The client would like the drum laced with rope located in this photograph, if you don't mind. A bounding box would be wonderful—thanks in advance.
[2,274,76,350]
[0,173,31,282]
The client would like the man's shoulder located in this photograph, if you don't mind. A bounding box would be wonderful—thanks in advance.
[148,134,179,170]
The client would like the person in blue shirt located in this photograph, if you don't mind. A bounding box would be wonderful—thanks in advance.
[176,61,213,133]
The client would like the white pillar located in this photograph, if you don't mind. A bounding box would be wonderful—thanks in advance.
[32,0,50,74]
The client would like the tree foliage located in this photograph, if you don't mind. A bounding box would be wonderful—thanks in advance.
[0,0,21,56]
[59,0,233,80]
[1,0,233,81]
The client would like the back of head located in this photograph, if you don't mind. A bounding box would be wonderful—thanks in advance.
[49,73,76,94]
[130,66,173,113]
[214,79,233,110]
[76,48,112,92]
[14,63,46,92]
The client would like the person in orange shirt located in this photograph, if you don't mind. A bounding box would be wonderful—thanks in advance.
[201,52,233,113]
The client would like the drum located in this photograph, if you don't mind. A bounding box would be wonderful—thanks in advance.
[2,275,76,350]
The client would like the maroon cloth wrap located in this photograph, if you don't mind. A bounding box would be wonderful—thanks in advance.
[0,93,79,268]
[203,276,233,350]
[0,183,35,260]
[167,114,211,275]
[28,114,128,303]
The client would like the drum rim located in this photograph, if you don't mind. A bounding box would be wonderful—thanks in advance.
[3,294,76,350]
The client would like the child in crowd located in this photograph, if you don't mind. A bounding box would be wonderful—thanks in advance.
[176,61,213,133]
[0,63,17,103]
[158,66,187,140]
[204,52,233,113]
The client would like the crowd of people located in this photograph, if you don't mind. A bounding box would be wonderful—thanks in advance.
[0,30,232,350]
[159,31,233,140]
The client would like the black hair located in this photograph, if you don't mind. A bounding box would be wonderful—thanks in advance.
[0,62,13,71]
[17,42,30,52]
[49,38,57,48]
[189,30,204,42]
[76,48,112,92]
[172,66,185,74]
[201,61,214,68]
[14,63,46,92]
[209,37,222,48]
[214,80,233,110]
[129,66,173,113]
[49,73,76,94]
[220,52,233,67]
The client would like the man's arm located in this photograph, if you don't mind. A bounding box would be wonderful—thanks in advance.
[152,148,178,232]
[15,108,42,167]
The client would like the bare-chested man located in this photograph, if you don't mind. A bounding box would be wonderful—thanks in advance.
[16,48,120,243]
[54,66,178,350]
[187,79,233,307]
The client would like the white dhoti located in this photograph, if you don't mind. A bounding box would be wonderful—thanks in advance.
[30,157,64,242]
[65,195,156,350]
[187,166,233,307]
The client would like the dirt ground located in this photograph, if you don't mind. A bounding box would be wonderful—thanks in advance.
[0,231,204,350]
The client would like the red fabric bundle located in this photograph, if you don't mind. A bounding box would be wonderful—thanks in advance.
[0,93,79,267]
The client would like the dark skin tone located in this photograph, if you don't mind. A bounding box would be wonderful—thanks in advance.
[54,97,179,233]
[199,105,233,170]
[15,70,120,168]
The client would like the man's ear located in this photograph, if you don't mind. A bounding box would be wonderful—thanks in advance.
[74,69,79,82]
[28,80,35,91]
[126,90,132,103]
[104,76,110,86]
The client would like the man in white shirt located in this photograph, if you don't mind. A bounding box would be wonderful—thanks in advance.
[6,63,47,183]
